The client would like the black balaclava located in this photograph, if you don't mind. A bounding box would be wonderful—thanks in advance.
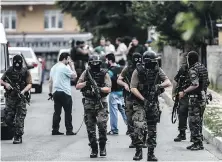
[132,53,142,67]
[90,61,101,72]
[187,51,199,68]
[13,55,23,71]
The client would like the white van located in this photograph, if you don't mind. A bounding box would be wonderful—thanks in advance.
[0,23,9,110]
[0,23,14,140]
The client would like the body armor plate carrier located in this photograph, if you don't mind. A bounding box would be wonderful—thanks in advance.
[82,69,108,99]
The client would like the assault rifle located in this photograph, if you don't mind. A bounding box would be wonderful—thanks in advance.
[5,76,30,106]
[141,64,163,123]
[171,75,187,124]
[86,68,104,109]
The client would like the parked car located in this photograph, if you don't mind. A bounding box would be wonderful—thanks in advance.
[8,47,43,93]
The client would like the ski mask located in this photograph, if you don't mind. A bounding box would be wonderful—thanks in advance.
[89,61,101,72]
[187,51,199,68]
[13,55,23,71]
[132,53,142,67]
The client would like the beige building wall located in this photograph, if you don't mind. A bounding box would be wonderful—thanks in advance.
[2,5,80,33]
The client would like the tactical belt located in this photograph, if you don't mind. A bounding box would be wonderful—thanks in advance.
[188,95,199,98]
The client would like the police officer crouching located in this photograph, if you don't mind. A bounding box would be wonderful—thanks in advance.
[76,54,111,158]
[178,51,209,150]
[1,55,32,144]
[130,51,171,161]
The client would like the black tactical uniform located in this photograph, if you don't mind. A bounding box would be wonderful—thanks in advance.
[173,64,190,142]
[1,55,32,144]
[130,51,169,161]
[120,53,147,148]
[182,51,209,150]
[77,55,111,158]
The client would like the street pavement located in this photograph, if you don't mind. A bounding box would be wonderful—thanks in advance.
[1,83,222,161]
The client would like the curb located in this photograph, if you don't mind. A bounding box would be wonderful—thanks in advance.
[161,91,222,153]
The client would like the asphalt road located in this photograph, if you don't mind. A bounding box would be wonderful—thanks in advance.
[1,84,222,161]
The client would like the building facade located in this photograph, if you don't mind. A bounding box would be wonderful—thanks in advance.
[0,0,93,70]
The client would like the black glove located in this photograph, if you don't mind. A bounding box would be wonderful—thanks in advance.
[48,93,53,100]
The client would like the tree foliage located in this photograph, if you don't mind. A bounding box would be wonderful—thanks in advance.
[57,1,147,44]
[132,1,222,50]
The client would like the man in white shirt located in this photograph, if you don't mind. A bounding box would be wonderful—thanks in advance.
[115,37,127,65]
[105,38,116,54]
[49,53,77,136]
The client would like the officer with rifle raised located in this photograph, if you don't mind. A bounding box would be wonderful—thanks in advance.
[1,55,32,144]
[130,51,171,161]
[76,54,111,158]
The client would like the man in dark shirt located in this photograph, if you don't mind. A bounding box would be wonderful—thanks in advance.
[127,37,145,64]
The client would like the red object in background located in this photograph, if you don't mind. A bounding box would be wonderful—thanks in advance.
[41,59,46,70]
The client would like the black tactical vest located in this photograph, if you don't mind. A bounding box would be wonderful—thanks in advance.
[189,62,209,94]
[174,65,190,91]
[109,66,123,92]
[137,65,159,100]
[82,69,108,98]
[5,67,28,96]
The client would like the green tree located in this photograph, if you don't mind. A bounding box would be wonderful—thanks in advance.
[132,1,222,51]
[57,1,147,45]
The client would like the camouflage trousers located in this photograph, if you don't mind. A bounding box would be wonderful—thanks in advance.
[125,99,134,139]
[188,97,206,143]
[5,97,27,136]
[83,99,109,145]
[178,96,189,131]
[132,102,158,148]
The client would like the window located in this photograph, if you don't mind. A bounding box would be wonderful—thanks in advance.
[1,10,17,30]
[44,10,63,30]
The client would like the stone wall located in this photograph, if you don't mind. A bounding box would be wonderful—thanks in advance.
[207,46,222,90]
[161,46,182,81]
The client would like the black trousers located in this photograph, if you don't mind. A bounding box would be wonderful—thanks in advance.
[52,91,73,132]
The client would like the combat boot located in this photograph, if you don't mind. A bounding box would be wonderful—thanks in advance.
[90,142,98,158]
[174,130,186,142]
[186,143,194,150]
[13,136,22,144]
[133,147,143,161]
[129,142,136,148]
[99,141,106,157]
[190,142,204,151]
[147,148,158,161]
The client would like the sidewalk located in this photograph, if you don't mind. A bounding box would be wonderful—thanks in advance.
[161,86,222,153]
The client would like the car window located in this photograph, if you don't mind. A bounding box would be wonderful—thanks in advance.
[0,44,7,73]
[9,49,33,58]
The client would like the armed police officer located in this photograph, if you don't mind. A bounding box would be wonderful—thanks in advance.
[172,53,190,142]
[76,54,111,158]
[178,51,209,151]
[1,55,32,144]
[130,51,171,161]
[117,52,147,148]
